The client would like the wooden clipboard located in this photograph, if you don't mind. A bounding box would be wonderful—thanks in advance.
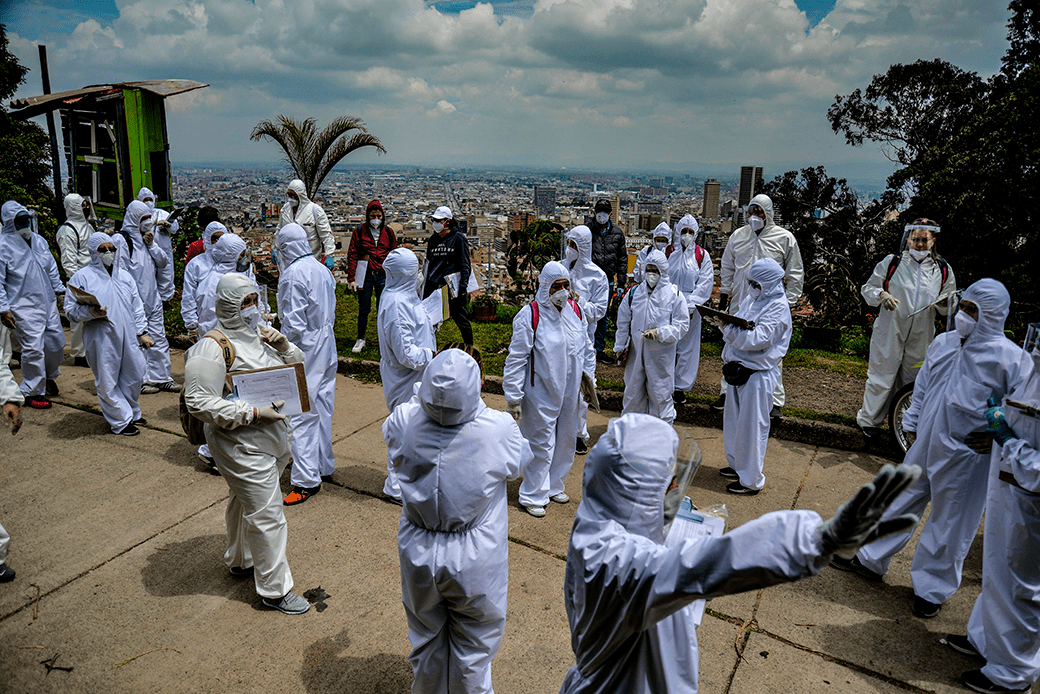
[696,304,755,330]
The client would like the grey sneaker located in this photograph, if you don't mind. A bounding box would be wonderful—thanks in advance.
[263,591,310,615]
[550,493,570,504]
[155,381,182,393]
[141,383,160,395]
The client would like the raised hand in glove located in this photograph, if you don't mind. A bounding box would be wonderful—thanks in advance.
[505,401,522,422]
[880,291,899,311]
[91,305,109,319]
[985,396,1019,446]
[642,327,659,341]
[819,463,922,559]
[138,333,155,348]
[142,231,155,246]
[256,401,286,424]
[259,325,291,352]
[324,256,336,270]
[569,290,581,302]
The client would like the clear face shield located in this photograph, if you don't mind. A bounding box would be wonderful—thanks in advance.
[1024,322,1040,362]
[663,433,703,535]
[900,222,940,252]
[13,209,38,237]
[944,290,965,332]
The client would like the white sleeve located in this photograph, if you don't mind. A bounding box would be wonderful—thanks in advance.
[502,307,534,404]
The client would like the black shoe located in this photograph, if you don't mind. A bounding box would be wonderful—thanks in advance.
[860,425,883,439]
[770,405,783,420]
[0,563,14,583]
[829,555,884,582]
[912,595,942,618]
[673,390,687,405]
[73,356,90,368]
[114,423,140,436]
[46,379,60,396]
[199,453,219,475]
[944,634,983,658]
[132,417,148,426]
[960,669,1030,693]
[229,565,254,577]
[710,394,726,411]
[719,467,739,480]
[596,351,614,365]
[726,481,760,496]
[576,437,588,455]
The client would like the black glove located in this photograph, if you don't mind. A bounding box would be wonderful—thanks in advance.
[718,294,730,312]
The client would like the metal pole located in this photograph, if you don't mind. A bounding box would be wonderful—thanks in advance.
[38,45,64,222]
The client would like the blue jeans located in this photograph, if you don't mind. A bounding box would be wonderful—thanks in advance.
[357,270,386,339]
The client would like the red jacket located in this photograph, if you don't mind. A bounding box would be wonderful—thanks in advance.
[346,223,398,281]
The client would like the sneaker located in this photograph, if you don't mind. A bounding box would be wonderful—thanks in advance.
[596,351,614,365]
[26,395,51,409]
[228,565,254,577]
[351,339,366,353]
[73,356,90,368]
[770,405,783,420]
[199,453,219,474]
[387,495,403,506]
[960,670,1030,694]
[944,634,982,658]
[860,425,883,439]
[576,437,588,455]
[141,383,160,395]
[829,555,884,582]
[114,423,140,436]
[673,390,687,405]
[155,381,182,393]
[550,493,570,504]
[283,485,320,506]
[726,481,760,496]
[0,563,14,583]
[523,504,546,518]
[719,467,739,480]
[262,591,310,615]
[912,595,942,618]
[710,394,726,411]
[132,417,148,426]
[46,379,60,396]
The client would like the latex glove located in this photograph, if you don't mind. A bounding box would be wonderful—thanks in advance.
[187,327,199,343]
[642,327,658,341]
[138,333,155,349]
[580,371,600,412]
[348,281,359,292]
[984,397,1018,446]
[3,403,22,436]
[142,231,154,246]
[880,291,899,311]
[505,401,522,422]
[259,325,291,352]
[90,305,109,319]
[155,219,172,232]
[0,311,15,329]
[569,290,580,302]
[324,256,336,270]
[819,463,922,559]
[256,401,286,424]
[717,293,730,312]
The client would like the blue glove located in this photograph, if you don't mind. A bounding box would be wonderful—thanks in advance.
[985,396,1019,446]
[324,256,336,270]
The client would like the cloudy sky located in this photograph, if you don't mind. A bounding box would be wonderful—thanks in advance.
[1,0,1015,182]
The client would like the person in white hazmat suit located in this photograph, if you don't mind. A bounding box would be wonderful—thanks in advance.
[120,200,178,393]
[64,233,152,436]
[563,225,609,454]
[612,249,689,425]
[503,261,595,518]
[1,321,25,582]
[0,201,67,409]
[856,219,955,436]
[383,348,533,694]
[560,412,923,694]
[135,187,178,304]
[195,234,250,337]
[279,179,336,267]
[941,327,1040,694]
[376,247,436,501]
[717,258,792,495]
[716,194,803,414]
[670,215,714,404]
[833,279,1034,619]
[182,221,226,342]
[275,223,337,506]
[56,193,95,366]
[631,222,674,285]
[183,273,310,615]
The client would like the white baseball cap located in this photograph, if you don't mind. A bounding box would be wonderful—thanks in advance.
[432,206,453,220]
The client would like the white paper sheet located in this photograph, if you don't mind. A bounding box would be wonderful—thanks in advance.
[665,497,727,625]
[229,364,309,416]
[423,288,445,327]
[355,259,368,288]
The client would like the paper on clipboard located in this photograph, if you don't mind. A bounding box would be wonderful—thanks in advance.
[665,497,726,625]
[68,284,102,307]
[355,259,368,288]
[227,362,310,416]
[422,288,445,327]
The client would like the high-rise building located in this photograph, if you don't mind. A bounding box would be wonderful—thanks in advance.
[612,194,621,225]
[738,166,764,209]
[702,179,720,219]
[534,186,556,218]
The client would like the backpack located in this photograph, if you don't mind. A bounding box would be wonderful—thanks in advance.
[883,253,949,293]
[528,299,582,386]
[179,330,236,446]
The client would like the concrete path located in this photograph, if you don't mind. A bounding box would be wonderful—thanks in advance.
[0,351,1025,693]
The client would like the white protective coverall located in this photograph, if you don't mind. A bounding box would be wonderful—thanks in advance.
[965,367,1040,691]
[121,200,172,384]
[613,249,689,424]
[718,194,802,406]
[279,180,335,260]
[275,223,337,489]
[561,413,830,694]
[670,215,715,392]
[0,201,67,398]
[631,222,674,285]
[56,193,94,359]
[136,187,178,302]
[856,250,956,429]
[377,248,435,498]
[856,279,1034,604]
[383,349,533,694]
[721,258,793,491]
[181,222,224,332]
[195,234,248,336]
[64,233,148,432]
[564,226,609,441]
[183,273,305,599]
[503,261,595,508]
[0,323,22,566]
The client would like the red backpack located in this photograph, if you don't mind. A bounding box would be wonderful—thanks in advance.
[528,299,582,385]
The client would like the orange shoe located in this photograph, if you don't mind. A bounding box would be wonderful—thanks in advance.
[283,485,320,506]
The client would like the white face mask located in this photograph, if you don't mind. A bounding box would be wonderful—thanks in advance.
[140,217,153,233]
[143,199,155,211]
[681,233,694,248]
[549,288,569,308]
[565,246,579,264]
[596,212,610,225]
[645,271,660,288]
[654,240,668,251]
[955,311,977,338]
[432,221,444,234]
[18,228,33,240]
[370,218,383,229]
[908,248,930,261]
[241,305,261,332]
[98,251,116,267]
[748,215,765,232]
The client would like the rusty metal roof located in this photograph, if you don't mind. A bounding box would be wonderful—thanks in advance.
[8,80,208,119]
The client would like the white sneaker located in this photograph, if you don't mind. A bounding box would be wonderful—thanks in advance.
[523,504,546,518]
[550,493,570,504]
[141,383,160,394]
[352,339,366,353]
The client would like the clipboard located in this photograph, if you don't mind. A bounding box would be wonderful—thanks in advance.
[68,284,102,307]
[226,362,310,416]
[696,304,754,330]
[665,497,726,625]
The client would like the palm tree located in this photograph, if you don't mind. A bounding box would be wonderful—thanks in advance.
[249,115,386,199]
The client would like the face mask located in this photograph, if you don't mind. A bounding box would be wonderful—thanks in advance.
[748,215,765,232]
[143,199,155,210]
[98,251,116,267]
[645,271,660,288]
[595,212,609,225]
[19,228,33,240]
[287,196,298,207]
[549,288,569,308]
[432,221,444,233]
[908,248,930,261]
[240,305,261,332]
[370,218,383,229]
[748,284,762,300]
[955,311,977,338]
[654,240,668,251]
[565,246,578,264]
[681,233,694,249]
[140,217,153,233]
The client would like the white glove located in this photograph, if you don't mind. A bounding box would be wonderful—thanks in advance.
[642,327,659,340]
[348,281,359,292]
[91,305,109,319]
[155,219,172,232]
[187,327,199,343]
[142,231,154,246]
[138,333,155,348]
[819,463,922,559]
[505,401,522,422]
[880,291,899,311]
[569,290,580,302]
[259,325,291,353]
[255,401,286,424]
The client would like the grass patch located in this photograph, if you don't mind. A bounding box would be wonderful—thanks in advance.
[784,349,868,379]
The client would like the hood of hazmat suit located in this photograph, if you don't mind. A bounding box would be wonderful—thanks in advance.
[720,193,803,307]
[280,179,334,258]
[56,193,94,277]
[120,200,168,312]
[0,200,66,324]
[275,222,311,270]
[377,247,435,411]
[136,187,155,210]
[561,413,829,694]
[633,222,674,284]
[137,187,177,300]
[670,214,713,299]
[197,234,247,336]
[181,222,226,328]
[722,257,792,371]
[564,225,610,340]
